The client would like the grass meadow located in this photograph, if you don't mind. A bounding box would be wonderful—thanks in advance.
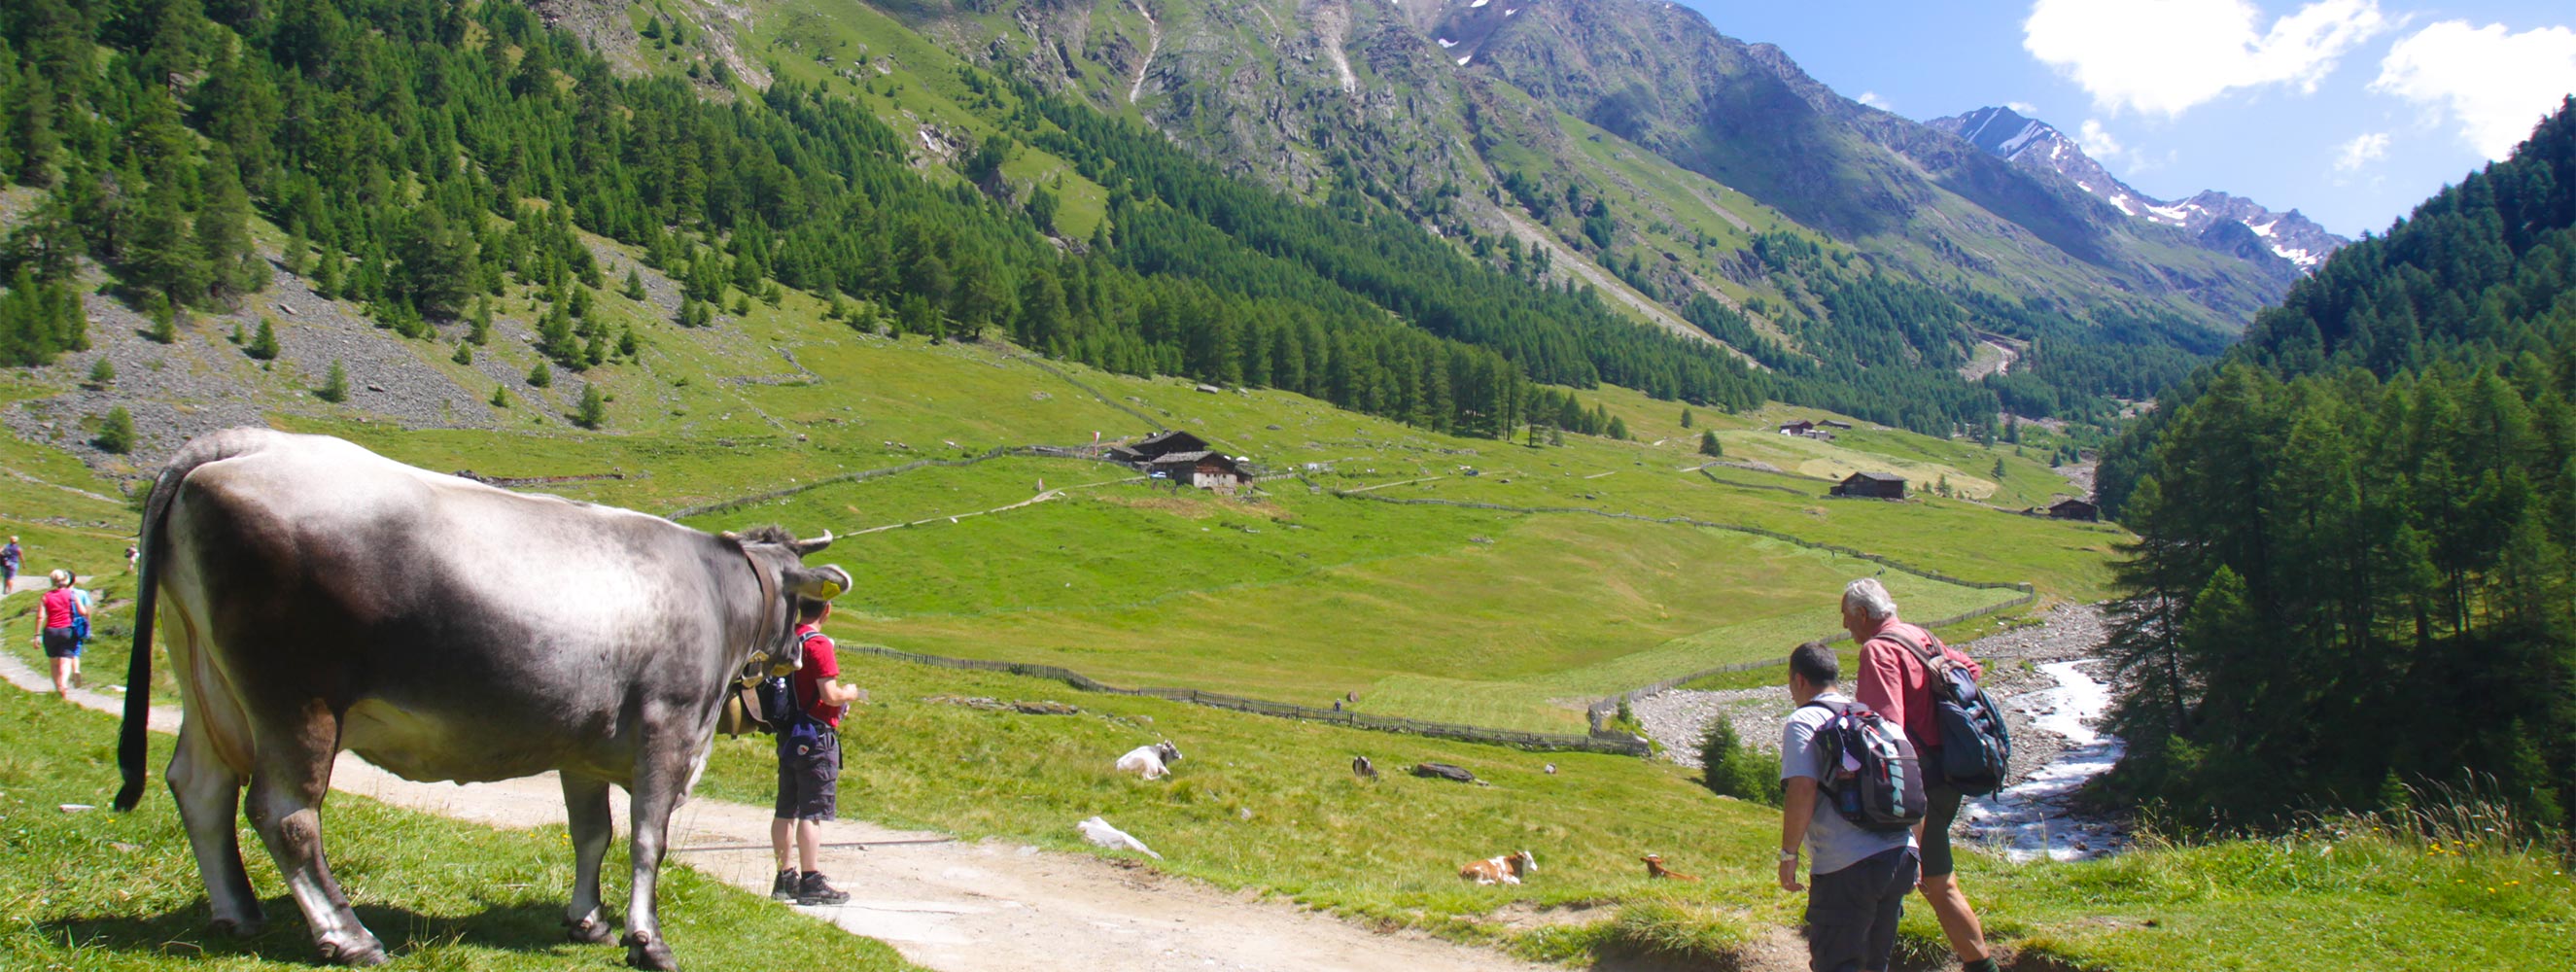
[689,653,2576,972]
[0,686,919,971]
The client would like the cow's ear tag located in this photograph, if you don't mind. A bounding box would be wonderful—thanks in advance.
[818,580,844,600]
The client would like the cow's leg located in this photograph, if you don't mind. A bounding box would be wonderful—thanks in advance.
[561,773,615,944]
[244,711,384,966]
[166,718,263,936]
[619,739,691,971]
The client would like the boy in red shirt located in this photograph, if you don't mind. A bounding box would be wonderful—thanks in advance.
[771,599,862,906]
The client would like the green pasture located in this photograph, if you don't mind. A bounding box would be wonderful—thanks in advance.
[0,688,918,971]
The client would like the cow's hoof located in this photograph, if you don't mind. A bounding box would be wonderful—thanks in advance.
[316,934,389,967]
[565,916,612,944]
[209,917,265,939]
[621,930,677,971]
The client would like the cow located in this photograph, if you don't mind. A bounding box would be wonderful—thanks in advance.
[110,429,852,970]
[1458,850,1537,885]
[1114,741,1181,780]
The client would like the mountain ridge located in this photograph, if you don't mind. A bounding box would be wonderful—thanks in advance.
[1926,106,2350,274]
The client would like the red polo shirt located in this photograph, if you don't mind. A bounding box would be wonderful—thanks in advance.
[791,623,844,728]
[1853,620,1982,756]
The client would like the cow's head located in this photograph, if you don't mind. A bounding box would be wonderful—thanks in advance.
[725,526,851,662]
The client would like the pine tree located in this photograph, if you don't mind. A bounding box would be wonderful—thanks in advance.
[574,382,608,429]
[1681,407,1694,428]
[246,317,279,360]
[146,296,179,344]
[623,267,646,300]
[489,385,509,408]
[1698,430,1723,457]
[452,342,472,364]
[527,361,552,388]
[87,358,115,386]
[94,406,135,454]
[1991,458,2008,480]
[1607,415,1630,440]
[315,361,349,403]
[129,177,208,306]
[194,147,258,302]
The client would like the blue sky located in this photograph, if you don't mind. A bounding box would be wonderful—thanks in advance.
[1679,1,2576,237]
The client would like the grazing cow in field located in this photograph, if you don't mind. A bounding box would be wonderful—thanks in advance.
[1115,741,1182,780]
[1642,853,1698,881]
[1459,850,1538,885]
[112,429,851,970]
[1351,755,1377,779]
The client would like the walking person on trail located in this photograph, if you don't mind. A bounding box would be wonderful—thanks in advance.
[2,536,22,592]
[1779,641,1918,972]
[34,570,89,696]
[1843,578,1999,972]
[773,598,861,907]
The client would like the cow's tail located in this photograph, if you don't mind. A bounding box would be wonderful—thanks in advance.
[115,431,266,812]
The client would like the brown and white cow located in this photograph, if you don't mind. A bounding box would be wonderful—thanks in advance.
[112,429,850,970]
[1458,850,1538,885]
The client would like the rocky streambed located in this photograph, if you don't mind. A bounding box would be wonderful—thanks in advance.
[1632,603,2132,859]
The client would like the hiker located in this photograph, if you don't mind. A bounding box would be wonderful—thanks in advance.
[1780,640,1919,972]
[2,536,21,592]
[35,570,89,696]
[1844,578,1998,972]
[772,597,861,907]
[125,544,139,573]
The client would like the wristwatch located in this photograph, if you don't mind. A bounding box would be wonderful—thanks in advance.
[1777,849,1799,862]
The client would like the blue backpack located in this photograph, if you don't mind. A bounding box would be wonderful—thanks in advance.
[1800,699,1928,832]
[1879,630,2012,796]
[754,630,834,735]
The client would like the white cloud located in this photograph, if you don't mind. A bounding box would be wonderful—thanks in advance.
[2006,101,2041,116]
[2334,131,2391,170]
[2077,119,2126,159]
[1857,90,1893,110]
[2024,0,2390,116]
[2372,20,2576,159]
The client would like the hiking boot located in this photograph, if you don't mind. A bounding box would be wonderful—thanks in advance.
[795,871,851,906]
[770,869,800,901]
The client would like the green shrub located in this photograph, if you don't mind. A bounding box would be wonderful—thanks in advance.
[93,406,135,454]
[315,360,349,402]
[245,317,280,360]
[1699,717,1781,805]
[87,358,114,386]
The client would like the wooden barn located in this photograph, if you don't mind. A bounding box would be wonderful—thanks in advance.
[1830,471,1907,500]
[1109,430,1211,467]
[1147,451,1253,494]
[2046,498,2100,521]
[1778,420,1816,435]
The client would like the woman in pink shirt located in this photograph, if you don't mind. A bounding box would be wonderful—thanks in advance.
[35,569,89,696]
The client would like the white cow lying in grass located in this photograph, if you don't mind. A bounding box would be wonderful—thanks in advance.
[1115,741,1182,780]
[1459,850,1537,885]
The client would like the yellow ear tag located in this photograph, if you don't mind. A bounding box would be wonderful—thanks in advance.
[818,580,844,600]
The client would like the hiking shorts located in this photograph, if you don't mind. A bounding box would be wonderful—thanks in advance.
[1805,847,1919,972]
[774,728,840,821]
[1921,782,1965,878]
[41,626,79,659]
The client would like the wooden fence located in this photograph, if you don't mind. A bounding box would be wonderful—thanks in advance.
[844,643,1654,755]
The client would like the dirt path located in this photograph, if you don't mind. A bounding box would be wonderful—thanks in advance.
[0,650,1554,972]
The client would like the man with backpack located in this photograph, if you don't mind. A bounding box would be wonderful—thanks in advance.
[771,598,861,907]
[1780,640,1919,972]
[1845,578,2001,972]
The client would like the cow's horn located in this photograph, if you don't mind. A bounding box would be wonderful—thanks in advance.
[792,531,834,555]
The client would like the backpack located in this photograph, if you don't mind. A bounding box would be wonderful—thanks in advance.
[1878,630,2012,796]
[751,629,835,736]
[1799,699,1927,832]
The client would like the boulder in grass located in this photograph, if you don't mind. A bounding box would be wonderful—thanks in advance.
[1411,762,1479,783]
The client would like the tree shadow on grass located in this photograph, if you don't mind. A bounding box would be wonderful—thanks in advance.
[45,895,605,965]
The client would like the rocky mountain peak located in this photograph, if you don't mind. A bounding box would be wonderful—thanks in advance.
[1928,106,2350,272]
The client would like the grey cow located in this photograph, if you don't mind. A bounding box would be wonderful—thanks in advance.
[112,429,852,969]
